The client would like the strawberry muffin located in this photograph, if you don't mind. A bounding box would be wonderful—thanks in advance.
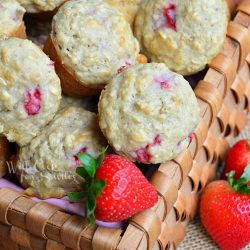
[44,0,140,97]
[135,0,228,75]
[17,107,106,199]
[99,63,200,164]
[105,0,142,26]
[0,0,26,38]
[0,37,61,146]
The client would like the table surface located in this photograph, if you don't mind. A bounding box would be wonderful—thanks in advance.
[179,217,250,250]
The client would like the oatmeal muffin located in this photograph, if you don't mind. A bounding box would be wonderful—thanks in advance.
[17,107,107,199]
[0,37,61,146]
[99,63,200,164]
[105,0,142,26]
[44,0,141,97]
[17,0,67,14]
[135,0,228,75]
[0,0,26,38]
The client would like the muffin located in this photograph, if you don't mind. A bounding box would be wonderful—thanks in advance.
[135,0,228,75]
[105,0,142,26]
[17,107,107,199]
[0,37,61,146]
[0,136,12,177]
[0,0,26,38]
[99,63,200,164]
[44,0,141,97]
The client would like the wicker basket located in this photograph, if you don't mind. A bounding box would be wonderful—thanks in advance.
[1,1,250,250]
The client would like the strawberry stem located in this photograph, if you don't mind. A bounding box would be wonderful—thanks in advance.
[226,164,250,194]
[67,147,108,224]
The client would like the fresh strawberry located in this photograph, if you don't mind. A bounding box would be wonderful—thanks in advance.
[222,139,250,179]
[200,165,250,250]
[67,149,158,223]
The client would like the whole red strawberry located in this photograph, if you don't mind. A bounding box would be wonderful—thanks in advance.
[200,165,250,250]
[67,149,158,223]
[222,139,250,179]
[95,154,158,222]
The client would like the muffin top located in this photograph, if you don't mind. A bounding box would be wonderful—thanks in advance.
[135,0,228,75]
[17,0,66,13]
[51,0,140,86]
[17,107,106,198]
[105,0,142,26]
[0,0,25,36]
[0,37,61,146]
[99,63,200,164]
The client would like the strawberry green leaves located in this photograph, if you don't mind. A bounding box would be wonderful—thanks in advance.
[241,164,250,180]
[93,179,106,197]
[96,147,107,168]
[226,164,250,195]
[67,191,85,202]
[67,147,107,224]
[77,153,96,178]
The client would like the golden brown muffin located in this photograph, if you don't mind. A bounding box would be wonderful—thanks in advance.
[99,63,200,164]
[44,0,142,97]
[0,0,26,38]
[135,0,228,75]
[0,37,61,146]
[44,37,147,97]
[17,107,107,199]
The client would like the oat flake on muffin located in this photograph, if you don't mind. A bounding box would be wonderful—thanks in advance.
[99,63,200,164]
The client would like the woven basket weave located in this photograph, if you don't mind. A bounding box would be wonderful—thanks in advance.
[1,1,250,250]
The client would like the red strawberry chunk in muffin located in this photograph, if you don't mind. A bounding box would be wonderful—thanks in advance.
[177,132,194,148]
[153,134,161,145]
[117,62,132,74]
[48,60,55,68]
[117,66,127,74]
[23,88,41,116]
[163,4,177,31]
[189,132,194,143]
[154,72,174,89]
[132,135,161,163]
[73,146,87,165]
[134,147,151,163]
